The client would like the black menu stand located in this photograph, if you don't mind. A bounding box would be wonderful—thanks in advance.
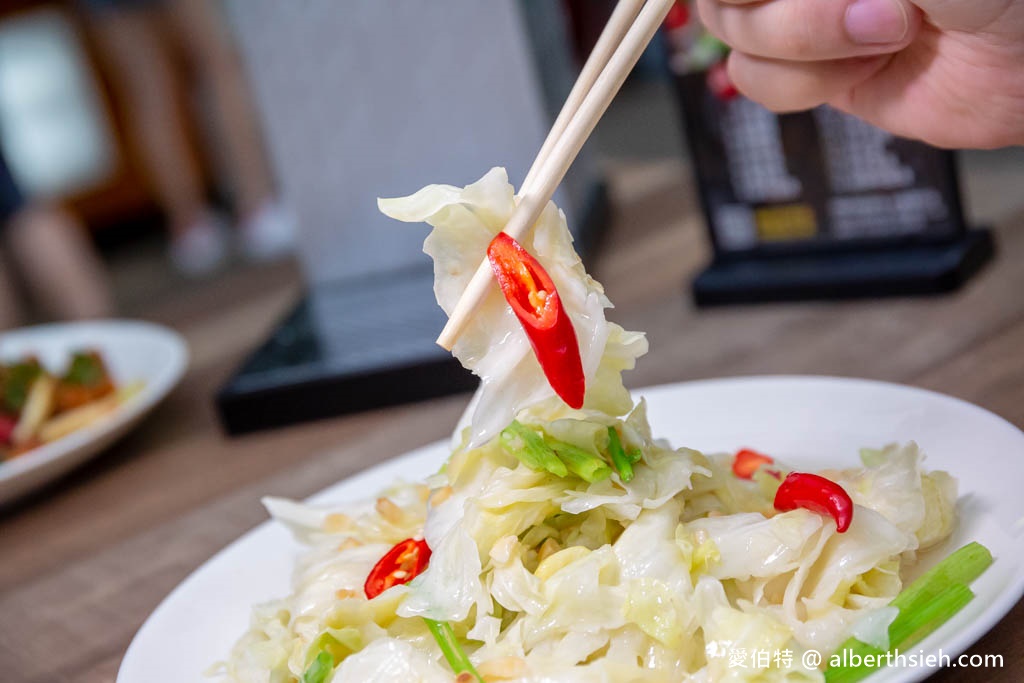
[674,74,994,306]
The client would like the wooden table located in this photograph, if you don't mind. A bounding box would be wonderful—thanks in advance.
[1,161,1021,682]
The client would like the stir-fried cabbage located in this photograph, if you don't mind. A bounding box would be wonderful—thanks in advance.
[828,442,957,553]
[379,168,647,447]
[217,170,958,683]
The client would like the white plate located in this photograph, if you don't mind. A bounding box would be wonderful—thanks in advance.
[0,320,188,504]
[118,376,1024,683]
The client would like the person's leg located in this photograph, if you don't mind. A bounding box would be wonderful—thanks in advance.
[0,251,25,330]
[87,4,227,274]
[88,6,207,238]
[5,205,114,321]
[0,141,26,329]
[164,0,294,260]
[164,0,275,219]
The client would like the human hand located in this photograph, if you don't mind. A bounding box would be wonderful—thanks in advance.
[696,0,1024,148]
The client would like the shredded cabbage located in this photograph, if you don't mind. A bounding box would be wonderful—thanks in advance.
[379,168,647,447]
[217,170,959,683]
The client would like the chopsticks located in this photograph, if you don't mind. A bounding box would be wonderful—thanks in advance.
[520,0,647,194]
[436,0,675,351]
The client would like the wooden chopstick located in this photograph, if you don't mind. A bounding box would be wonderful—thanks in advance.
[436,0,675,350]
[520,0,646,194]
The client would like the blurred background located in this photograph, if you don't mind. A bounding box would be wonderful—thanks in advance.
[1,0,1023,424]
[3,6,1024,678]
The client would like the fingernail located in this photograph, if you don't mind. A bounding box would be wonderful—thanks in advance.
[845,0,908,45]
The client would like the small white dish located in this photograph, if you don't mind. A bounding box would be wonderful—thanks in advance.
[118,376,1024,683]
[0,319,188,504]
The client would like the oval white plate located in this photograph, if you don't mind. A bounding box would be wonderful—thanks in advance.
[118,377,1024,683]
[0,320,188,504]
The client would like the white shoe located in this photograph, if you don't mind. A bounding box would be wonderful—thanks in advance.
[168,216,229,277]
[239,199,296,262]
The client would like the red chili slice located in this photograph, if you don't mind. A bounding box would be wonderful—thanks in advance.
[487,232,585,409]
[364,538,431,599]
[732,449,774,479]
[773,472,854,533]
[0,414,16,446]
